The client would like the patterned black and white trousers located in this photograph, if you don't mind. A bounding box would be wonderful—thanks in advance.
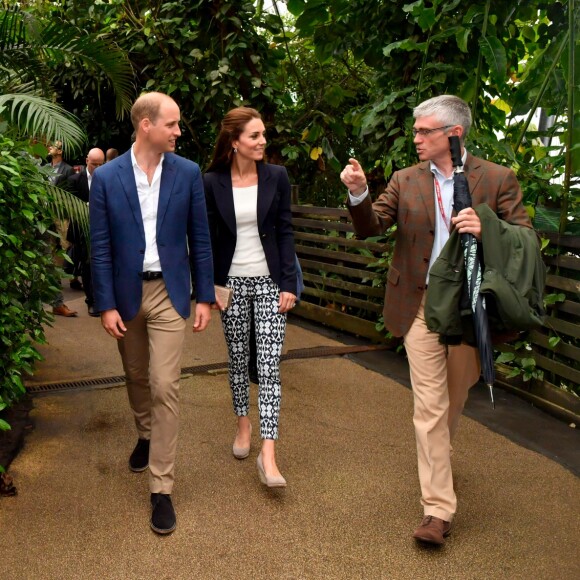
[220,276,287,439]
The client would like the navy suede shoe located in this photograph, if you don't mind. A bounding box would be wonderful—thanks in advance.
[129,438,149,472]
[151,493,176,534]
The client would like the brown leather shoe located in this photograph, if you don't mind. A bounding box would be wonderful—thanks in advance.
[413,515,452,545]
[52,304,78,317]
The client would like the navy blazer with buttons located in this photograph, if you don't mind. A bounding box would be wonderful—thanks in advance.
[90,150,215,321]
[203,162,297,295]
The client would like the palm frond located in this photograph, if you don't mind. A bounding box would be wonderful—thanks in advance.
[1,7,134,120]
[0,8,51,92]
[0,70,40,94]
[0,94,86,155]
[0,6,26,52]
[46,182,90,245]
[39,22,134,119]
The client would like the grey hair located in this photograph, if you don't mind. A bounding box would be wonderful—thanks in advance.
[413,95,472,140]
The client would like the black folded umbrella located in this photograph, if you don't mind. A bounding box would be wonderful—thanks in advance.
[449,136,495,407]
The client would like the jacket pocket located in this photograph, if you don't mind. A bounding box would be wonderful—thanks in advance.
[425,257,465,336]
[387,265,400,287]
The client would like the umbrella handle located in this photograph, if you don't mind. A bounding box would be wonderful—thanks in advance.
[449,136,463,168]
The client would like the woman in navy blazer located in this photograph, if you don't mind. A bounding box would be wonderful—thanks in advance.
[204,107,297,487]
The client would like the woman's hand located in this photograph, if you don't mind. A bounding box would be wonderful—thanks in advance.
[279,291,297,313]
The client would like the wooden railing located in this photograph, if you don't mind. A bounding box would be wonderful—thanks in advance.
[292,205,396,345]
[494,231,580,422]
[291,205,580,422]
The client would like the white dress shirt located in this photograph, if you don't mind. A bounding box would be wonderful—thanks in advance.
[131,146,164,272]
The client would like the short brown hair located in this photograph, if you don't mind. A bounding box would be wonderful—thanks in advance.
[130,92,175,131]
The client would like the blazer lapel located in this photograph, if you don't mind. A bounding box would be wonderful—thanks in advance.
[257,163,274,227]
[464,153,484,199]
[415,162,436,232]
[157,155,177,233]
[214,172,237,235]
[116,153,146,243]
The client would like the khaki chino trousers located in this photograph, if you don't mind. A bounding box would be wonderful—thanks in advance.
[117,279,187,494]
[404,294,480,522]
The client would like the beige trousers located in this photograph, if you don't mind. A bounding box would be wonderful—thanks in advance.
[404,294,480,522]
[117,280,187,494]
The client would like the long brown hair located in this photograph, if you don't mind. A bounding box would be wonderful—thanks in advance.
[206,107,263,173]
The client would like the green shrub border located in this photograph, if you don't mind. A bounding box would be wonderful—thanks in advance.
[0,135,64,463]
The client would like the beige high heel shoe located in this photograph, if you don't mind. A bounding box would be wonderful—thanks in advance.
[232,423,252,459]
[256,453,287,488]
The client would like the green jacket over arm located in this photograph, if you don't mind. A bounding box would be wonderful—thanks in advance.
[425,204,546,344]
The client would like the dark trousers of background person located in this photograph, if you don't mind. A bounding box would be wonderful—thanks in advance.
[67,222,94,308]
[64,243,83,279]
[221,276,287,440]
[65,220,84,280]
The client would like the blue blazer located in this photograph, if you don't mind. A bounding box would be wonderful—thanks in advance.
[203,162,296,294]
[90,150,215,321]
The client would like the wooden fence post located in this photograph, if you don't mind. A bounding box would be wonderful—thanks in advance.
[291,184,300,205]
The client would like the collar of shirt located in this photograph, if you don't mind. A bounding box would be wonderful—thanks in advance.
[429,149,468,179]
[130,145,165,174]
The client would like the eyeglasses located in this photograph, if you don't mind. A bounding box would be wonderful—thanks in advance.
[411,125,453,137]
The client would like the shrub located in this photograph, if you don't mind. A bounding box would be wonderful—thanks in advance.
[0,135,63,433]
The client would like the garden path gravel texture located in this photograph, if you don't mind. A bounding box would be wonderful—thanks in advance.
[1,288,578,579]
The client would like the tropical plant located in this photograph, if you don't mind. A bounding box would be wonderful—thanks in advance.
[0,136,63,431]
[0,3,134,450]
[0,3,134,209]
[46,0,290,167]
[281,0,577,224]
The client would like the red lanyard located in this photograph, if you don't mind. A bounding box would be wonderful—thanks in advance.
[434,177,451,232]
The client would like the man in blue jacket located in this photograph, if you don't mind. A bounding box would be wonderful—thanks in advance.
[90,92,215,534]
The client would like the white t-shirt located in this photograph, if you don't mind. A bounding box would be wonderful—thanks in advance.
[228,185,270,277]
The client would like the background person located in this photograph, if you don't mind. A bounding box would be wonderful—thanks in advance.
[203,106,297,488]
[90,92,214,534]
[44,140,77,316]
[46,140,73,185]
[65,147,105,316]
[340,95,532,545]
[106,147,119,162]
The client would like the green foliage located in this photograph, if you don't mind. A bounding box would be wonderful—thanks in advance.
[0,134,64,421]
[283,0,577,220]
[0,95,86,157]
[49,0,289,166]
[496,347,544,382]
[0,5,133,155]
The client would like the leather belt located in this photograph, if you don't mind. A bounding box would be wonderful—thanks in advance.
[140,271,163,281]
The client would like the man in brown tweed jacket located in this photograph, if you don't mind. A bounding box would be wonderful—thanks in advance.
[341,95,532,545]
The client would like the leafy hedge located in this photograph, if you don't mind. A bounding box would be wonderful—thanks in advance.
[0,135,62,438]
